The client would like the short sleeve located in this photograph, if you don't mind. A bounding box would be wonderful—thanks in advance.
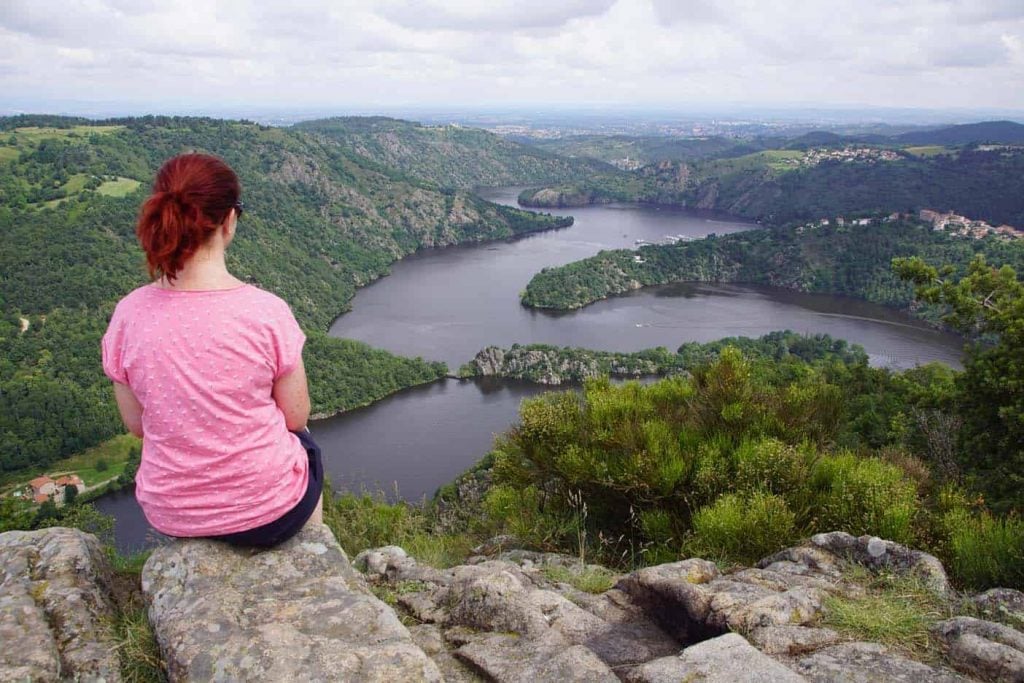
[101,305,129,385]
[271,302,306,380]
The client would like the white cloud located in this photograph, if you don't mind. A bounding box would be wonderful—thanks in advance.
[0,0,1021,112]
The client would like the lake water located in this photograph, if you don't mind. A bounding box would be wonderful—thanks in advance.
[96,187,964,552]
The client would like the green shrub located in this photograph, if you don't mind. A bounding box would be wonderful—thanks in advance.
[687,492,797,565]
[732,437,811,498]
[636,509,679,565]
[323,486,474,568]
[326,491,424,552]
[942,510,1024,590]
[690,436,733,506]
[481,484,572,550]
[812,453,919,544]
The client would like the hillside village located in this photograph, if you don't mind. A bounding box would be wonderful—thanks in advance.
[800,146,902,166]
[792,210,1024,239]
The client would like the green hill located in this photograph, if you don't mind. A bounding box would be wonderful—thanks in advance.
[519,134,759,165]
[295,116,618,189]
[897,120,1024,146]
[520,146,1024,228]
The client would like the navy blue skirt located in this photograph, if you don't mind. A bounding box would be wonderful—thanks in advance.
[211,429,324,548]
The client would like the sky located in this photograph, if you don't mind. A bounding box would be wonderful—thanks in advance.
[2,0,1023,117]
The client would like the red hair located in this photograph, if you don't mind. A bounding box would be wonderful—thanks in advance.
[136,153,241,281]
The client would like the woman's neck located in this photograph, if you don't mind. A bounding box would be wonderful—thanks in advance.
[157,247,242,291]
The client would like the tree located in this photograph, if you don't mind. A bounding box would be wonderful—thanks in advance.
[894,254,1024,512]
[63,485,78,506]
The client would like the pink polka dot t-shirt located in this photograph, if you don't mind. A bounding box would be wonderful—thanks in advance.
[101,283,308,537]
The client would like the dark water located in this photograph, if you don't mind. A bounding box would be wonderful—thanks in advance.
[97,187,965,552]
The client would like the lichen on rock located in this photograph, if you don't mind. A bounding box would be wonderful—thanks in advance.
[0,527,122,682]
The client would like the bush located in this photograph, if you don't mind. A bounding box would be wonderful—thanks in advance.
[323,486,473,568]
[732,437,811,498]
[812,453,919,544]
[942,510,1024,590]
[480,483,572,550]
[687,492,796,565]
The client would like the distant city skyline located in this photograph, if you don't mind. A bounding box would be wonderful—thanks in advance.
[2,0,1023,120]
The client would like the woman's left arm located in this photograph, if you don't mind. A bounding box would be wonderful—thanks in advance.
[113,382,145,438]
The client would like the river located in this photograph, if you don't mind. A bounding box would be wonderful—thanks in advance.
[96,187,964,552]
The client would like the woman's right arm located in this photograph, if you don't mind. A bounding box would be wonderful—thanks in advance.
[272,356,311,431]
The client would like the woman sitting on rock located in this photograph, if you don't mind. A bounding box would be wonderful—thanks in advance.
[101,153,323,547]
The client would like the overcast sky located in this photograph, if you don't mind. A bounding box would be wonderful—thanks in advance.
[2,0,1023,116]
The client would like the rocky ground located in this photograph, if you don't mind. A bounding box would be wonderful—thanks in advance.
[1,525,1022,682]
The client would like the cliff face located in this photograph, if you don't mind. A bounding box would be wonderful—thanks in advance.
[3,526,1024,682]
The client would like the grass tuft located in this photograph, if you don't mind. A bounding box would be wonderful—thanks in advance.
[104,547,166,682]
[541,564,619,594]
[821,572,953,663]
[110,606,166,683]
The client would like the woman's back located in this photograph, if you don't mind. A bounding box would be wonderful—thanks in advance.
[102,282,308,536]
[101,152,319,545]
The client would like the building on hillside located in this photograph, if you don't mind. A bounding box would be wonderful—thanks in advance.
[29,476,56,497]
[25,474,85,504]
[55,475,84,491]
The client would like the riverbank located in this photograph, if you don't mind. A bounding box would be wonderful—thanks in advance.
[458,332,870,385]
[519,216,1024,324]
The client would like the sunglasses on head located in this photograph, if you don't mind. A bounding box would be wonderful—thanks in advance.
[234,200,244,217]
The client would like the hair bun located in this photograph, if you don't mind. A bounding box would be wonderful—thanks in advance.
[136,153,241,282]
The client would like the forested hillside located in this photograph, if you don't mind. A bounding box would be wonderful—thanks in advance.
[522,218,1024,311]
[518,134,761,165]
[295,117,618,189]
[518,134,1024,228]
[0,115,574,474]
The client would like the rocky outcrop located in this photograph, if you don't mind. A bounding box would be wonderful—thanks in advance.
[462,344,678,384]
[626,632,806,683]
[805,531,951,595]
[142,524,441,682]
[354,546,681,681]
[518,187,613,208]
[0,527,121,682]
[973,589,1024,629]
[7,526,1024,682]
[357,535,1023,682]
[932,617,1024,681]
[794,642,968,682]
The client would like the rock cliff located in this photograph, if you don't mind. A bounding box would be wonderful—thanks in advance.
[2,526,1023,682]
